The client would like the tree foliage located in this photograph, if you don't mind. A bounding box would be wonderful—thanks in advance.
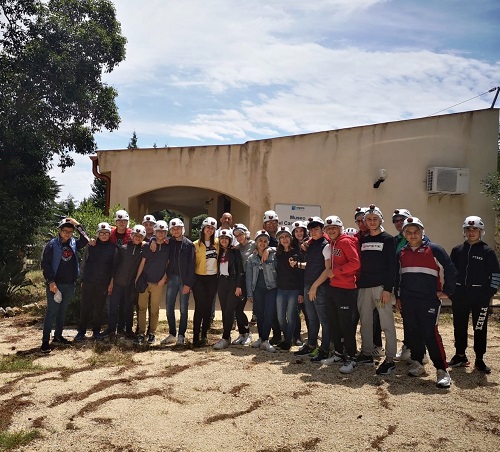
[0,0,126,263]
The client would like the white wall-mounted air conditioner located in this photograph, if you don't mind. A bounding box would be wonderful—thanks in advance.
[426,167,469,194]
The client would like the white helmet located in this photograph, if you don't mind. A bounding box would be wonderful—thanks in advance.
[324,215,344,231]
[218,229,234,240]
[233,223,250,239]
[254,229,271,241]
[131,225,146,238]
[96,222,112,233]
[263,210,279,222]
[354,207,368,219]
[142,214,156,225]
[364,204,384,222]
[307,216,324,229]
[115,209,129,221]
[169,218,184,229]
[392,208,411,221]
[154,220,168,231]
[463,216,485,230]
[402,217,425,231]
[276,225,292,239]
[345,227,358,236]
[291,220,307,234]
[202,217,217,229]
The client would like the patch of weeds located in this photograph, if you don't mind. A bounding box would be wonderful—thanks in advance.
[375,386,391,410]
[371,424,397,450]
[0,355,44,373]
[86,349,135,368]
[0,430,40,450]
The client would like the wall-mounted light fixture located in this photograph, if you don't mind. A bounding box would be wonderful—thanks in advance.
[373,169,388,188]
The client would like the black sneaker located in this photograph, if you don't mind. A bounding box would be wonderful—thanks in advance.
[250,314,257,325]
[278,341,292,350]
[474,359,491,374]
[194,337,208,348]
[92,332,105,341]
[311,349,329,362]
[134,334,145,345]
[294,344,315,356]
[355,353,375,366]
[52,336,71,345]
[40,341,51,354]
[147,334,155,345]
[269,335,283,346]
[376,359,396,375]
[74,332,86,342]
[448,354,469,368]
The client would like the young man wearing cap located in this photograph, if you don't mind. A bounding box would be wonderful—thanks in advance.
[134,220,170,345]
[103,225,147,339]
[396,217,456,388]
[110,209,132,246]
[356,205,398,375]
[449,216,500,374]
[40,218,89,353]
[293,217,331,361]
[75,222,117,341]
[160,218,195,346]
[142,214,157,242]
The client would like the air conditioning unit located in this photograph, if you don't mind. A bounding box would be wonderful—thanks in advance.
[426,167,469,194]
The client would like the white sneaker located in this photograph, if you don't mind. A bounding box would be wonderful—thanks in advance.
[160,334,176,345]
[395,344,411,361]
[232,334,246,345]
[241,333,253,346]
[372,346,385,358]
[339,359,357,374]
[436,369,452,388]
[408,360,425,377]
[251,338,262,348]
[176,335,185,345]
[214,338,229,350]
[422,353,430,364]
[321,352,343,365]
[260,340,276,353]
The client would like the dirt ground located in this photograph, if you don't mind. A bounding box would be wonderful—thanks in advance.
[1,309,499,452]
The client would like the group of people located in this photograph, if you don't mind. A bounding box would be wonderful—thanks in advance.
[40,206,499,389]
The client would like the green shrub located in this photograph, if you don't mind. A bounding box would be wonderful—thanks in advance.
[0,261,34,306]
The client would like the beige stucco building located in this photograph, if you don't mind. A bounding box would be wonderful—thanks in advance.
[95,108,499,252]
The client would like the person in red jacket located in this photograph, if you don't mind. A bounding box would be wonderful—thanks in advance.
[310,215,360,373]
[110,209,132,246]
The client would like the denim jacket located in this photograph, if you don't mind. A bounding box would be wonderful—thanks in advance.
[245,250,277,297]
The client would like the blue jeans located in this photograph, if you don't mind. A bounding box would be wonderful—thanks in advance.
[276,289,299,344]
[252,286,277,341]
[303,284,330,352]
[166,274,190,337]
[42,283,75,342]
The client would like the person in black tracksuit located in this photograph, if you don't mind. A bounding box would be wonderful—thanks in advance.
[395,217,456,388]
[449,216,500,373]
[76,222,117,340]
[104,225,145,338]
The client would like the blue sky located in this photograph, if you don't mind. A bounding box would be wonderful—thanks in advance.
[50,0,500,202]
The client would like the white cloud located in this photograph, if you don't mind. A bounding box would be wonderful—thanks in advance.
[63,0,500,201]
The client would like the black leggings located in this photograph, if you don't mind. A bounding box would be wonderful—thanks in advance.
[192,274,218,340]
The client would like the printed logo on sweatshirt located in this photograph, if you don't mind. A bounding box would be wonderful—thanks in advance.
[472,255,483,260]
[61,245,74,262]
[206,250,218,260]
[361,242,384,252]
[332,248,342,257]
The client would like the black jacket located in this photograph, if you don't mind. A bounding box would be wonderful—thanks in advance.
[113,242,143,287]
[218,248,245,288]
